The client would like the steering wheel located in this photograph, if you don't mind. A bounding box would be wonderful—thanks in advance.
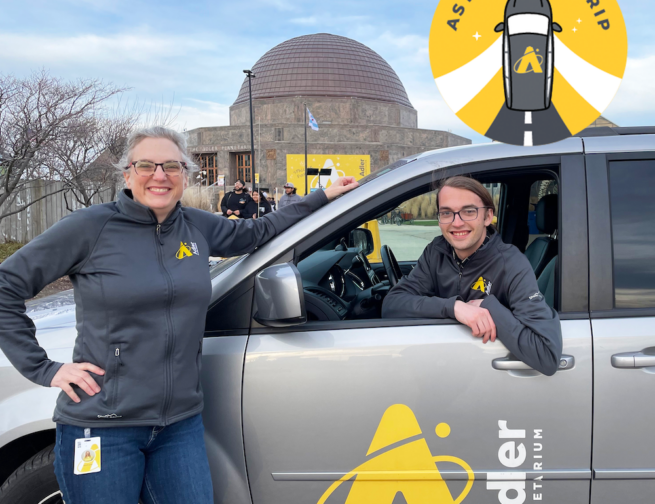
[380,245,403,287]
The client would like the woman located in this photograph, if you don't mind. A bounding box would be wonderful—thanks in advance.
[244,190,272,219]
[0,127,357,503]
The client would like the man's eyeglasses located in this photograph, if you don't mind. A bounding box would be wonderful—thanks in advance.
[126,160,187,177]
[437,206,492,224]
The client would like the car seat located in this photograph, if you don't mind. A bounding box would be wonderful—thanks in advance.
[537,256,558,310]
[524,194,558,277]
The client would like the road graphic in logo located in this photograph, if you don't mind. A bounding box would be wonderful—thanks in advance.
[429,0,627,146]
[316,404,474,504]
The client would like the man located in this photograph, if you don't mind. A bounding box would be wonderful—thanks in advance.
[278,182,303,209]
[220,178,251,218]
[381,176,562,376]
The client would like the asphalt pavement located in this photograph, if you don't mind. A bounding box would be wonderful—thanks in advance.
[378,223,442,262]
[485,104,571,146]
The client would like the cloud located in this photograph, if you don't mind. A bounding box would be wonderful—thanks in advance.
[171,100,231,131]
[604,51,655,122]
[290,16,318,26]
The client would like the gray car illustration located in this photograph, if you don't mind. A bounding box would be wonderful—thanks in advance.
[495,0,562,111]
[1,126,655,504]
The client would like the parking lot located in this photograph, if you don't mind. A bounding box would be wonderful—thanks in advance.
[377,223,442,261]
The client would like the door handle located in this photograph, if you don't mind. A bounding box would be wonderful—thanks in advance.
[492,355,574,371]
[611,351,655,369]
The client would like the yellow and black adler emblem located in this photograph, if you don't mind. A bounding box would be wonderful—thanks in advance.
[176,241,199,260]
[471,276,492,296]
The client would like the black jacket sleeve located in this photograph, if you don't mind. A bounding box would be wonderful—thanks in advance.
[220,192,231,214]
[481,253,562,376]
[0,208,107,386]
[190,189,328,257]
[381,245,460,319]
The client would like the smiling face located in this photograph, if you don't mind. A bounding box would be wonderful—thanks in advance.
[438,186,493,260]
[122,137,188,222]
[285,186,293,195]
[252,191,260,202]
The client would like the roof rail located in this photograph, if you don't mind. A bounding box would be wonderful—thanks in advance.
[575,126,655,137]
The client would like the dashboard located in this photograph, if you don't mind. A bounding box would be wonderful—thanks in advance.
[297,246,387,321]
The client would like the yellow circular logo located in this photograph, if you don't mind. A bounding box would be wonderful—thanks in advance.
[429,0,628,145]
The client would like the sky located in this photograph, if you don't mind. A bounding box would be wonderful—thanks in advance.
[1,0,653,144]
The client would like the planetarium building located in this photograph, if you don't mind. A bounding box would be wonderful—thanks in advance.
[186,33,470,196]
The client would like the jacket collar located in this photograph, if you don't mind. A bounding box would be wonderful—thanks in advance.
[434,227,500,266]
[116,189,181,226]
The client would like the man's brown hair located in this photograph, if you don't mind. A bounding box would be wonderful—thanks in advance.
[436,176,495,216]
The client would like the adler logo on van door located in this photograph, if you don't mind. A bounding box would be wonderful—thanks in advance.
[316,406,546,504]
[487,421,545,504]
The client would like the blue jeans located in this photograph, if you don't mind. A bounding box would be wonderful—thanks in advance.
[54,414,213,504]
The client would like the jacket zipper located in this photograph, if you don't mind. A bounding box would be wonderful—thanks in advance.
[111,346,123,409]
[155,223,176,424]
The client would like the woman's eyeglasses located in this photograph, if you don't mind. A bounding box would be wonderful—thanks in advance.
[126,160,187,177]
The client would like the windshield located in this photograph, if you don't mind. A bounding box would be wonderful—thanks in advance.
[358,158,416,186]
[210,255,246,279]
[508,14,550,36]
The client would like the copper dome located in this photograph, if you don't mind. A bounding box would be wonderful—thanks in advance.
[233,33,413,108]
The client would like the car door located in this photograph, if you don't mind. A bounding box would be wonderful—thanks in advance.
[586,149,655,503]
[242,157,592,504]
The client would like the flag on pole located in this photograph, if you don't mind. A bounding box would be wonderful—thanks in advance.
[307,108,319,131]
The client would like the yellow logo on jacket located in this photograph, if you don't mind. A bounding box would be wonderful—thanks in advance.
[176,242,199,260]
[317,404,474,504]
[471,276,492,295]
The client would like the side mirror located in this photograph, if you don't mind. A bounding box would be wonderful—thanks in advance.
[349,228,375,256]
[552,22,562,32]
[254,263,306,327]
[494,22,505,32]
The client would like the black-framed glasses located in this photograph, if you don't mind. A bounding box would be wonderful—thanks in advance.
[126,160,187,177]
[437,206,492,224]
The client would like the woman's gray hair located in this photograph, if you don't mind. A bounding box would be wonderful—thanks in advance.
[115,126,199,173]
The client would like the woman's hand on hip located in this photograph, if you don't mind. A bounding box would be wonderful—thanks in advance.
[324,176,359,201]
[51,363,105,403]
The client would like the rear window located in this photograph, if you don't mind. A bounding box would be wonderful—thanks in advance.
[609,159,655,308]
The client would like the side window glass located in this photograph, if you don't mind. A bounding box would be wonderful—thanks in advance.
[609,160,655,309]
[528,180,558,246]
[376,190,441,263]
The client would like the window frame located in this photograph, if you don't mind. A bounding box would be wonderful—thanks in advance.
[588,151,655,318]
[249,154,587,335]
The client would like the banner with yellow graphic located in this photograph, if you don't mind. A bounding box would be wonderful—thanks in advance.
[429,0,627,146]
[286,155,370,197]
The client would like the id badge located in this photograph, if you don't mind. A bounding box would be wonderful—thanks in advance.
[74,434,101,475]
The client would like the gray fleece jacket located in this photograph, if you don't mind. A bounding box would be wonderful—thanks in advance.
[0,188,328,427]
[382,231,562,375]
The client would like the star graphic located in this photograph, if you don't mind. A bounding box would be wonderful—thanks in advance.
[577,18,582,23]
[473,32,482,41]
[573,27,578,32]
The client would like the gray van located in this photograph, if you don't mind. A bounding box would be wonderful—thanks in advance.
[1,127,654,504]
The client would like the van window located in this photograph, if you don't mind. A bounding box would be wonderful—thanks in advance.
[609,159,655,309]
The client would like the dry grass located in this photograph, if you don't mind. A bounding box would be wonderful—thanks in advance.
[0,241,24,263]
[181,186,215,212]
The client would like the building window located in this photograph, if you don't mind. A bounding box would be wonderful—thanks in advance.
[610,159,655,308]
[197,153,218,186]
[275,128,284,142]
[237,153,252,183]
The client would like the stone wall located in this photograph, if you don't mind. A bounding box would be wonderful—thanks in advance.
[229,96,417,128]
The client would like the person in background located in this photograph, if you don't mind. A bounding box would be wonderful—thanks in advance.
[266,194,277,211]
[278,182,303,209]
[244,190,273,219]
[220,178,251,218]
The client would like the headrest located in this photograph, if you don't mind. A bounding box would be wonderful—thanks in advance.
[536,194,558,234]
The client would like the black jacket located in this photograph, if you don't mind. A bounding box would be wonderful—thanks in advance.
[220,191,251,217]
[382,231,562,375]
[0,189,328,427]
[244,198,272,219]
